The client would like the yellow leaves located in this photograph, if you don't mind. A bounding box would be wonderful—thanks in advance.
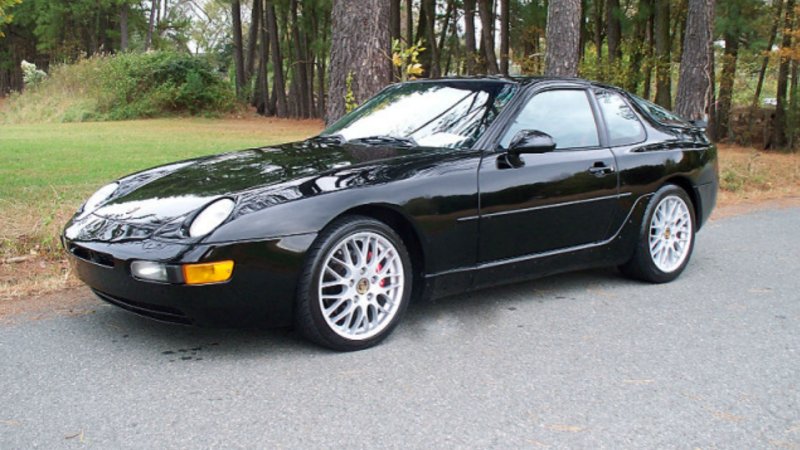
[407,63,424,78]
[391,38,426,82]
[344,72,357,113]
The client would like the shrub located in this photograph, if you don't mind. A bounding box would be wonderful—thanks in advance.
[2,52,238,123]
[20,60,47,87]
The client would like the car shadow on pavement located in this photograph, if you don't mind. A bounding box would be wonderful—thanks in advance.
[81,266,628,357]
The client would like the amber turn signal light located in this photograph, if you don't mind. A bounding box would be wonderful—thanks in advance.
[182,260,234,285]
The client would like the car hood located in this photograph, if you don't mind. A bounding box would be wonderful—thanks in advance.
[90,140,453,227]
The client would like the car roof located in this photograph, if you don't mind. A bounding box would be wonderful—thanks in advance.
[404,75,620,90]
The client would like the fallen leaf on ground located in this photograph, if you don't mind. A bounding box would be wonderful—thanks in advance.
[64,430,85,442]
[544,424,585,432]
[623,379,655,385]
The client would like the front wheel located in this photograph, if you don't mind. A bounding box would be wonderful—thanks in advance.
[620,184,696,283]
[295,216,412,351]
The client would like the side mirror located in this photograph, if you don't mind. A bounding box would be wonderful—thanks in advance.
[508,130,556,154]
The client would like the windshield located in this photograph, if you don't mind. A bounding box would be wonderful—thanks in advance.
[322,81,518,149]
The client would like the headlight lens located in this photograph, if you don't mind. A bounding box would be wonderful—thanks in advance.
[79,182,118,218]
[189,198,235,238]
[130,261,169,282]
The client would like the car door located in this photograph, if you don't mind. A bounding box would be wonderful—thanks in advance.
[477,87,620,264]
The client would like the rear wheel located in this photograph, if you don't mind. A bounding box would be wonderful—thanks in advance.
[295,216,412,351]
[620,184,696,283]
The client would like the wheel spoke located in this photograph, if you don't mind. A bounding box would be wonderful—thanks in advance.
[331,302,355,324]
[323,296,350,314]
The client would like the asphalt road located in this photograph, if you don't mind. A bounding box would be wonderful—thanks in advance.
[2,207,799,448]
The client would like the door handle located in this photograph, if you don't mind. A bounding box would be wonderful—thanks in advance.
[588,162,615,176]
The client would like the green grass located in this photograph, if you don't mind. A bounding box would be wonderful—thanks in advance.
[0,117,322,204]
[0,117,322,257]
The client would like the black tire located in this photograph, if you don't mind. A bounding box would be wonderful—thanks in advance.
[295,215,413,351]
[619,184,696,283]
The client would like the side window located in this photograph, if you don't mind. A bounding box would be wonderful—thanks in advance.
[500,89,599,149]
[596,90,646,146]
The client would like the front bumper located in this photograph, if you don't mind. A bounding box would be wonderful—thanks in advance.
[64,233,317,327]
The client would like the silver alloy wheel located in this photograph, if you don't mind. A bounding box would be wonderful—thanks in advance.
[649,195,693,273]
[318,231,405,340]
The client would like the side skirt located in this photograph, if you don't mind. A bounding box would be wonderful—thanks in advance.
[422,193,652,301]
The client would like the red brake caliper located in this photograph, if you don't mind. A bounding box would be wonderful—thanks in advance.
[369,251,388,287]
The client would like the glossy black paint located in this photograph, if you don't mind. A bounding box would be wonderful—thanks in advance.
[63,77,718,327]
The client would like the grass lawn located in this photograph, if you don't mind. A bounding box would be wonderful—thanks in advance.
[0,117,323,207]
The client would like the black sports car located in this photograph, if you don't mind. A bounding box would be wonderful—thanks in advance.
[63,77,718,351]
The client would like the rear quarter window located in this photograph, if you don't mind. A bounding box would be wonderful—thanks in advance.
[595,90,646,146]
[629,94,689,127]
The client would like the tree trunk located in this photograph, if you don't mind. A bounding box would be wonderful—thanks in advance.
[266,0,287,117]
[626,0,651,92]
[437,0,455,59]
[245,0,262,83]
[479,0,500,73]
[327,0,392,124]
[579,0,588,63]
[545,0,582,77]
[748,0,784,138]
[290,0,309,117]
[772,0,795,149]
[306,30,316,116]
[717,31,739,140]
[464,0,478,74]
[594,0,604,62]
[500,0,510,75]
[606,0,622,64]
[390,0,401,43]
[231,0,246,99]
[672,0,688,62]
[145,0,159,50]
[406,0,413,44]
[317,12,328,117]
[254,0,271,115]
[674,0,714,121]
[119,3,129,51]
[654,0,671,108]
[705,0,717,139]
[753,1,784,109]
[643,9,655,99]
[445,8,459,74]
[790,59,799,148]
[422,0,440,77]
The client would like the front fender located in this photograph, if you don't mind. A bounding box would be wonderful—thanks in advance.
[206,169,481,275]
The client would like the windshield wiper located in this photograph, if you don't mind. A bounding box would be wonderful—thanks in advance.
[309,134,346,145]
[348,135,418,147]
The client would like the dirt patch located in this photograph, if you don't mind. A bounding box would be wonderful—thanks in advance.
[0,255,81,300]
[711,196,800,220]
[717,144,800,205]
[0,286,96,325]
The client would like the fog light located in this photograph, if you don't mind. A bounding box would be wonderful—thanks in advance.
[182,260,234,285]
[131,261,169,282]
